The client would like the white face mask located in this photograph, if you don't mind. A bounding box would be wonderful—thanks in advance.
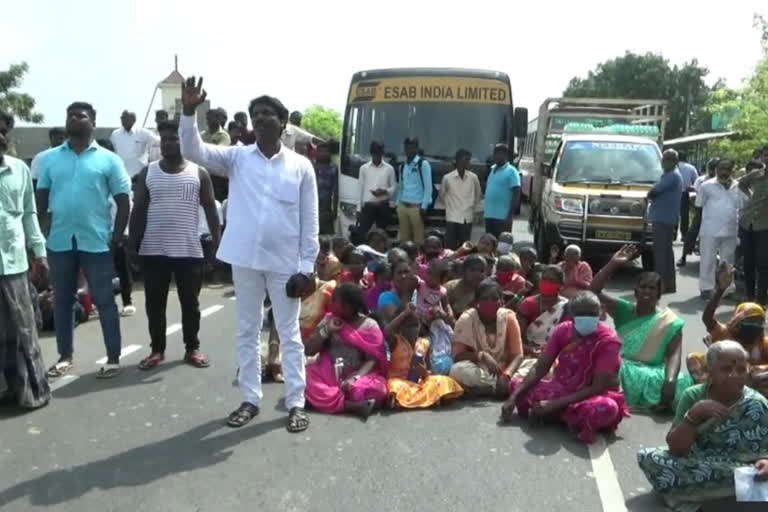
[498,242,513,255]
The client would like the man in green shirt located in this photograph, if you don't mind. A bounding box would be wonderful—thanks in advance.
[0,130,51,409]
[738,155,768,304]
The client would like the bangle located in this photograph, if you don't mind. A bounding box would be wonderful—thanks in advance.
[683,411,700,426]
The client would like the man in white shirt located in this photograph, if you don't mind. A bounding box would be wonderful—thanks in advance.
[439,148,482,250]
[679,158,719,267]
[110,110,159,179]
[179,76,318,433]
[357,141,396,236]
[147,110,168,163]
[697,159,739,299]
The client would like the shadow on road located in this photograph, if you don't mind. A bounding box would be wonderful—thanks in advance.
[498,415,590,460]
[0,417,284,508]
[51,361,187,400]
[625,493,667,512]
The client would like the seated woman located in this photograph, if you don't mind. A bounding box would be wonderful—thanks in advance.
[476,233,498,274]
[559,244,593,299]
[379,261,463,408]
[338,249,369,288]
[687,265,768,394]
[516,265,570,356]
[494,254,528,297]
[365,261,392,313]
[637,341,768,511]
[449,279,524,398]
[446,255,487,320]
[304,283,389,420]
[591,245,693,411]
[518,247,544,296]
[501,291,629,443]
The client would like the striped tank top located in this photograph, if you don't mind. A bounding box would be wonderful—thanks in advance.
[139,161,203,259]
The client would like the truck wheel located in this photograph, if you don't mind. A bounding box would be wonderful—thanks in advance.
[641,250,654,271]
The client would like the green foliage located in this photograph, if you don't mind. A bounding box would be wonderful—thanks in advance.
[0,62,43,124]
[563,51,711,138]
[301,105,342,141]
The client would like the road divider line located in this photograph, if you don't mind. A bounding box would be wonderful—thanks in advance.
[166,323,181,335]
[201,304,224,317]
[95,344,142,365]
[50,374,79,391]
[588,436,627,512]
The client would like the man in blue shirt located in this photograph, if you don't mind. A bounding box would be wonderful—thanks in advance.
[648,149,683,294]
[396,137,432,243]
[36,102,132,379]
[677,151,699,241]
[484,144,521,238]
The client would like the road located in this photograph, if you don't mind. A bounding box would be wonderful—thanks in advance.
[0,217,736,512]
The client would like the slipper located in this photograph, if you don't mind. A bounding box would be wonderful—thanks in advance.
[286,407,309,433]
[47,360,73,378]
[138,353,165,370]
[184,350,210,368]
[226,402,259,428]
[96,364,121,379]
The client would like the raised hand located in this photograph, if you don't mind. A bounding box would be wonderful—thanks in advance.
[611,244,638,265]
[181,76,207,115]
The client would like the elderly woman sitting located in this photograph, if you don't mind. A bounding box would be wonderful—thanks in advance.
[501,291,629,443]
[638,341,768,511]
[559,244,593,299]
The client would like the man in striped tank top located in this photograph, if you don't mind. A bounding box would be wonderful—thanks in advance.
[180,77,319,432]
[128,119,221,371]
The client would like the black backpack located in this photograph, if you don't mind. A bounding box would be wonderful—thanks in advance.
[398,158,438,208]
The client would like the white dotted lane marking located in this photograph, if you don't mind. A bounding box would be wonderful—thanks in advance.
[587,436,627,512]
[166,323,181,335]
[200,304,223,317]
[95,344,142,365]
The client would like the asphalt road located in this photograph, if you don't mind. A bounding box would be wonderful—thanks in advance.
[0,218,738,512]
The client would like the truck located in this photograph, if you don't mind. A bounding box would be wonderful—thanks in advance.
[524,98,668,267]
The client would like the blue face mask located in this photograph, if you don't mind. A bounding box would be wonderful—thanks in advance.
[573,316,600,336]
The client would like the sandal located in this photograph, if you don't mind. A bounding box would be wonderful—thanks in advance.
[184,350,210,368]
[360,399,376,421]
[226,402,259,428]
[96,363,121,379]
[138,353,165,370]
[47,359,73,378]
[286,407,309,433]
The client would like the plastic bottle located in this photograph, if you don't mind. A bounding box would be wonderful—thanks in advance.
[408,338,429,382]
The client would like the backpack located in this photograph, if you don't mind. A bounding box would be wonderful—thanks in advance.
[398,158,438,208]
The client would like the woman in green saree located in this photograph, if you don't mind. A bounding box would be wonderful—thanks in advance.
[591,245,693,410]
[637,340,768,511]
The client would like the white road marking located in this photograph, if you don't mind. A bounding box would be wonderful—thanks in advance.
[229,296,236,301]
[588,436,627,512]
[201,304,223,317]
[95,344,142,365]
[50,375,79,391]
[166,323,181,335]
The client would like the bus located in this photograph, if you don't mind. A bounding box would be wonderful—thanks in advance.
[338,68,528,239]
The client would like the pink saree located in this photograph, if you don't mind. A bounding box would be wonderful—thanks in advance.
[305,316,389,414]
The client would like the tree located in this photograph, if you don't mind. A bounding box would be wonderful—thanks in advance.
[301,105,342,141]
[563,52,712,138]
[0,62,43,123]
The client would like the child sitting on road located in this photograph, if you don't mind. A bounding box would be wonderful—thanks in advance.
[416,259,455,375]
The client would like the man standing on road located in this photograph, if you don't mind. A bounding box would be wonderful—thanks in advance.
[148,110,169,163]
[739,156,768,304]
[30,127,67,184]
[314,141,338,235]
[179,77,319,432]
[484,144,520,238]
[36,102,131,379]
[677,152,698,241]
[0,130,51,409]
[678,158,718,267]
[129,118,220,371]
[647,149,683,294]
[234,111,256,145]
[697,159,739,300]
[280,111,303,150]
[440,148,482,250]
[396,137,432,243]
[110,110,159,179]
[357,141,395,236]
[203,108,231,146]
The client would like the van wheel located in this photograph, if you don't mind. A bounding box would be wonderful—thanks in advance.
[641,250,654,271]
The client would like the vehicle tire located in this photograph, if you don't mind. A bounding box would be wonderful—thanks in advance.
[641,250,654,271]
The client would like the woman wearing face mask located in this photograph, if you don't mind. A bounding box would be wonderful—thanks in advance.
[501,291,628,442]
[304,283,389,420]
[687,264,768,394]
[516,265,570,356]
[591,245,693,411]
[449,280,524,398]
[638,341,768,511]
[494,255,527,297]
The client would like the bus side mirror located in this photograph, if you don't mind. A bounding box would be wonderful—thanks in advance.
[514,107,528,138]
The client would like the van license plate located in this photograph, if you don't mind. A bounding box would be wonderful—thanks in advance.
[595,230,631,241]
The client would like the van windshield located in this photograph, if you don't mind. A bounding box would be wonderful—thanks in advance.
[555,140,662,184]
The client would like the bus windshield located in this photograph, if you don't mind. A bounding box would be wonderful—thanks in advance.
[343,102,508,174]
[555,140,662,184]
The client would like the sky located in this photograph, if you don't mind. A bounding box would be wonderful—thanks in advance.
[2,0,765,128]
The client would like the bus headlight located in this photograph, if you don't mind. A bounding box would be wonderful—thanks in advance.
[553,195,583,214]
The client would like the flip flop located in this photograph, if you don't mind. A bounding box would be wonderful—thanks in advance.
[226,402,259,428]
[138,353,165,370]
[96,364,121,379]
[47,360,73,378]
[286,407,309,433]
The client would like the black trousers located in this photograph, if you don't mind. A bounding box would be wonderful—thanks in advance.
[740,226,768,303]
[445,222,473,250]
[682,207,702,256]
[357,202,390,234]
[679,192,690,239]
[112,240,133,306]
[484,218,510,239]
[142,256,203,353]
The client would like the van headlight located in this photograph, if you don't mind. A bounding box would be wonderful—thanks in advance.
[553,195,583,214]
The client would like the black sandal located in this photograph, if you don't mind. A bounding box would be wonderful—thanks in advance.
[226,402,259,428]
[286,407,309,433]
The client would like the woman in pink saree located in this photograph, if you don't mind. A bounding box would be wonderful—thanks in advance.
[501,291,629,443]
[304,283,389,420]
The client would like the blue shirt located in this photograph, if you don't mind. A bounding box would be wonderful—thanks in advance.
[484,162,520,220]
[678,162,698,189]
[37,140,131,252]
[397,157,432,210]
[648,170,683,226]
